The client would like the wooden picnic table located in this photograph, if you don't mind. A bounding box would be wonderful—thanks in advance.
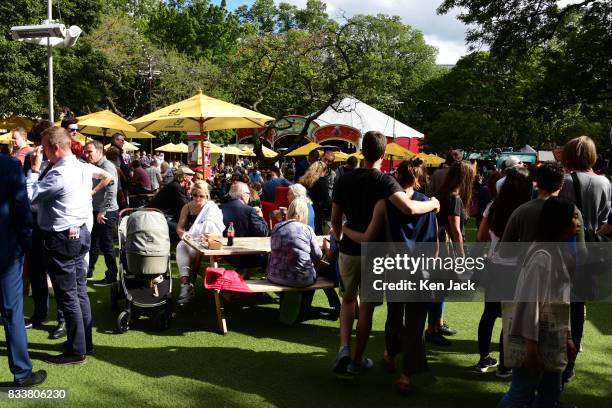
[182,235,331,334]
[183,235,273,258]
[182,235,325,264]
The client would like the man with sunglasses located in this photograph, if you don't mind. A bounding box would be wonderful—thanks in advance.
[60,116,84,158]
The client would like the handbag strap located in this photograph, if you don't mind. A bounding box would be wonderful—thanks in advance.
[570,172,583,212]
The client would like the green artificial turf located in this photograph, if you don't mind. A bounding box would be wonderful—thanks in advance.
[1,221,610,407]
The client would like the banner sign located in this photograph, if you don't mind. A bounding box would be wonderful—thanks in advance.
[314,125,361,145]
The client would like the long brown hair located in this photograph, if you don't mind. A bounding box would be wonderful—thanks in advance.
[396,158,425,190]
[488,167,532,238]
[438,161,475,218]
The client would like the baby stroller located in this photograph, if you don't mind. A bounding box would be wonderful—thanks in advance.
[111,208,173,332]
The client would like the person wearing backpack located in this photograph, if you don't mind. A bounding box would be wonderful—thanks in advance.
[559,136,611,382]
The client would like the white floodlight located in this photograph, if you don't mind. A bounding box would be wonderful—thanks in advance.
[9,1,83,121]
[10,23,66,40]
[16,25,82,48]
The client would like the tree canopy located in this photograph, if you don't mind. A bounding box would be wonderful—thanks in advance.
[0,0,608,153]
[424,0,611,151]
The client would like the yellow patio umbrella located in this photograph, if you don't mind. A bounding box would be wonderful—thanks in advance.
[170,142,189,154]
[223,145,254,156]
[334,151,349,162]
[427,154,445,166]
[155,143,177,152]
[73,132,94,146]
[129,90,274,176]
[348,151,364,160]
[129,91,275,133]
[416,152,445,167]
[242,145,277,158]
[77,110,154,139]
[0,115,33,131]
[385,142,414,159]
[0,132,13,144]
[0,132,34,144]
[240,148,256,157]
[105,141,138,152]
[261,145,278,158]
[207,142,225,154]
[285,142,322,157]
[416,152,428,164]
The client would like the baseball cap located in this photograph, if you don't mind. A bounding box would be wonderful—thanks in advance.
[176,166,195,175]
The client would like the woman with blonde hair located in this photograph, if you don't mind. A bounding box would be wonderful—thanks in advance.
[268,197,325,288]
[287,183,315,229]
[160,161,173,185]
[175,181,225,305]
[299,161,330,234]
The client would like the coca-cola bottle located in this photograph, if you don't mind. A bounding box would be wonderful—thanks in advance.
[227,222,235,246]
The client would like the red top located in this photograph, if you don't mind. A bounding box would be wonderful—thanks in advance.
[11,146,34,166]
[70,138,83,158]
[132,167,152,190]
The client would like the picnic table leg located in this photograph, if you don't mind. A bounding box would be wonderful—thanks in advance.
[206,256,227,333]
[214,290,228,334]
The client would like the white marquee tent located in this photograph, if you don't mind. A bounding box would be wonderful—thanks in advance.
[314,97,424,140]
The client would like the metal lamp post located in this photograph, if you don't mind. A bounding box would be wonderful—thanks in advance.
[10,0,82,121]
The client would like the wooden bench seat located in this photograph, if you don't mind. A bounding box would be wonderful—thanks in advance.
[212,277,335,334]
[242,278,335,293]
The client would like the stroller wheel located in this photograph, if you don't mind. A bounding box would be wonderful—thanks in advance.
[110,283,119,312]
[154,309,172,331]
[117,311,130,333]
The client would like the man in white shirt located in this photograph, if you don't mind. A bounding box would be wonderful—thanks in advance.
[28,127,110,365]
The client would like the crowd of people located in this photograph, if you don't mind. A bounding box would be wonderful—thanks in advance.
[1,116,611,408]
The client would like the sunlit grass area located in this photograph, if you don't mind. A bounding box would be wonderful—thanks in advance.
[1,220,609,407]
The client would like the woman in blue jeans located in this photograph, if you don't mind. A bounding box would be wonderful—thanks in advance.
[428,161,476,346]
[498,197,580,408]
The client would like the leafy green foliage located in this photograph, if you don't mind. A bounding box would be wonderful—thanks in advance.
[425,0,611,152]
[146,0,243,63]
[0,0,607,156]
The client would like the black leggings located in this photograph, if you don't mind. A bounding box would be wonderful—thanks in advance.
[385,302,429,376]
[563,302,585,383]
[477,302,505,366]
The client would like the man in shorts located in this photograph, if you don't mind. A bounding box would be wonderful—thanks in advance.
[331,131,439,376]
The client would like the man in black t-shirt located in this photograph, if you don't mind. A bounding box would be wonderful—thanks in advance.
[330,131,440,376]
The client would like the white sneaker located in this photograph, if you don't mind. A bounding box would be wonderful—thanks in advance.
[178,283,194,305]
